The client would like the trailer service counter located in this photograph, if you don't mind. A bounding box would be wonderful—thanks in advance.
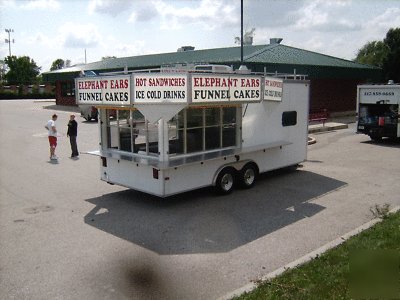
[76,70,309,197]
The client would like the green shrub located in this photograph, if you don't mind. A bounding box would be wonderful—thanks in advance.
[0,91,55,99]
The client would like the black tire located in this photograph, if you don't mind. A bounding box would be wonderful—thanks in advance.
[369,134,382,142]
[284,164,299,172]
[215,168,236,195]
[239,163,258,189]
[93,111,99,122]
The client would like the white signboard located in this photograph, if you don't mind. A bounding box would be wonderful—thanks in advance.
[75,73,285,106]
[264,76,283,101]
[359,87,399,104]
[191,74,262,103]
[76,75,131,106]
[133,74,187,103]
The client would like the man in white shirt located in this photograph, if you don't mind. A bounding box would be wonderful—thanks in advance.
[45,114,58,160]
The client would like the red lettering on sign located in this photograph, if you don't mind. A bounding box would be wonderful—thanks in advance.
[266,79,282,88]
[241,78,260,87]
[110,79,128,89]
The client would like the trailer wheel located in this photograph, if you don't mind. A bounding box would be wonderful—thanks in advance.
[215,168,236,195]
[239,163,258,189]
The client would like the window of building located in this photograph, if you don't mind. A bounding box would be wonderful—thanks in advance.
[61,81,75,97]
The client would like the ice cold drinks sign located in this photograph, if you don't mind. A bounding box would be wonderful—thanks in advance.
[133,74,188,103]
[264,77,283,101]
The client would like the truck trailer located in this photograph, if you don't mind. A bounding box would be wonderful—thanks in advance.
[76,68,310,197]
[357,83,400,141]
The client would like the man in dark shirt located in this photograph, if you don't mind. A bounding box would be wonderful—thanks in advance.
[67,114,79,158]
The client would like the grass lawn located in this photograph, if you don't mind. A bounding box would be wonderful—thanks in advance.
[234,210,400,300]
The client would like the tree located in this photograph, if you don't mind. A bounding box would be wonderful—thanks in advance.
[4,55,41,85]
[382,28,400,82]
[0,59,6,84]
[355,27,400,83]
[50,58,65,71]
[355,41,388,68]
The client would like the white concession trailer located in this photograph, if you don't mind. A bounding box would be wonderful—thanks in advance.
[357,83,400,141]
[76,68,310,197]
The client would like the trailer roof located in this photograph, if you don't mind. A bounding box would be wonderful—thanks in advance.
[43,43,380,82]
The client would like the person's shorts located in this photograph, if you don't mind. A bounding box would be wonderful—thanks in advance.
[48,136,57,148]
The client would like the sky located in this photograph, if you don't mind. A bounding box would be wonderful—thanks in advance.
[0,0,399,73]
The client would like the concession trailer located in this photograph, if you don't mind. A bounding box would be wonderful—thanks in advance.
[357,82,400,141]
[76,67,310,197]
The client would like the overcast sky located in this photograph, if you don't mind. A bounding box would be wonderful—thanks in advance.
[1,0,399,72]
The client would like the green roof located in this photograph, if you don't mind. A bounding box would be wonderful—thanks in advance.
[43,44,380,82]
[246,44,374,69]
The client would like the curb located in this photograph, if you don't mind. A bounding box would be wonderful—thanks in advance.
[218,205,400,300]
[307,122,349,145]
[33,99,56,103]
[307,136,316,145]
[308,123,348,134]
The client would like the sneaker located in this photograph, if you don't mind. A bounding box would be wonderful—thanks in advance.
[51,155,58,160]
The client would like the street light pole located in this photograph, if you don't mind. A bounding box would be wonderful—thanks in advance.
[240,0,243,64]
[237,0,249,73]
[5,29,15,57]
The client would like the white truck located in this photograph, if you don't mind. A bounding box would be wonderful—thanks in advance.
[357,83,400,141]
[76,67,309,197]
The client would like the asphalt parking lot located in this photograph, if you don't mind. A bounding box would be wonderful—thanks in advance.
[1,100,399,299]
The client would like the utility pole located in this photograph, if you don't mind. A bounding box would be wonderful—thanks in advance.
[5,29,15,57]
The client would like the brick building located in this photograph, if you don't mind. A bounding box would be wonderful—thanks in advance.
[42,40,381,113]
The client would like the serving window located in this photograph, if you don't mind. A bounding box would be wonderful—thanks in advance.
[169,105,240,155]
[103,105,240,157]
[105,108,158,155]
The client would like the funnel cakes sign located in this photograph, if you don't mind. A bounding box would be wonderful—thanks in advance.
[191,74,262,103]
[75,75,131,106]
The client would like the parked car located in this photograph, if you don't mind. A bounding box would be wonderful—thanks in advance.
[79,105,98,121]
